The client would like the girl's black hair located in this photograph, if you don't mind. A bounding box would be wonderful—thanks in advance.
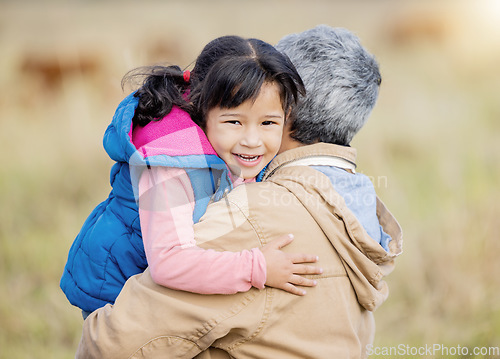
[123,36,305,128]
[122,65,190,127]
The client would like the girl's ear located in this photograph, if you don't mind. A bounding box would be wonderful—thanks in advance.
[282,118,292,133]
[278,121,295,154]
[284,106,295,125]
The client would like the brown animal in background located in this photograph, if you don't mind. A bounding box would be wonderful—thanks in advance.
[20,53,101,91]
[384,11,454,46]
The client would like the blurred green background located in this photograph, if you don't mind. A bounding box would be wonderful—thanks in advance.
[1,0,499,358]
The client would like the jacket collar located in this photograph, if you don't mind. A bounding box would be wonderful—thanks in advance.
[263,143,357,181]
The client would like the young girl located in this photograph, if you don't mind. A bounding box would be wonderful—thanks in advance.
[61,35,320,316]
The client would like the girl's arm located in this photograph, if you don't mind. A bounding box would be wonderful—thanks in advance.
[138,166,320,295]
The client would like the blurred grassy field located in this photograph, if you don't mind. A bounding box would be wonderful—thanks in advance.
[1,1,499,358]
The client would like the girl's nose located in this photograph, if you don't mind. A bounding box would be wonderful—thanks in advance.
[240,126,262,147]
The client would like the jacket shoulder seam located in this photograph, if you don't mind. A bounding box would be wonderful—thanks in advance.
[224,196,265,247]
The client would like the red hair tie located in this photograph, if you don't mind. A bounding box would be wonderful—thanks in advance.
[183,70,191,83]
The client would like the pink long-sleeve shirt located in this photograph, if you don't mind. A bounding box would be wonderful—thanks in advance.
[132,107,266,294]
[137,164,266,294]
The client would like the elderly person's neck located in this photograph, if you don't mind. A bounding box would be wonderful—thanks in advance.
[279,136,302,153]
[279,124,306,153]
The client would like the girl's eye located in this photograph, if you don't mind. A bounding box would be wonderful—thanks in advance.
[225,120,241,125]
[262,120,277,126]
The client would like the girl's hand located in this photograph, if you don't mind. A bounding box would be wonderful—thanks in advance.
[261,234,323,296]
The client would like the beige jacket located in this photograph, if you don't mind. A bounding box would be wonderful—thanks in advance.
[77,143,403,359]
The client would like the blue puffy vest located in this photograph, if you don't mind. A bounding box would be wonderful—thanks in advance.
[60,93,231,313]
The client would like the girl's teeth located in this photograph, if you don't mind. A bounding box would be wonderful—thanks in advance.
[238,155,259,162]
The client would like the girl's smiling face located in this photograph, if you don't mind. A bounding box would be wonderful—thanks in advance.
[205,81,285,180]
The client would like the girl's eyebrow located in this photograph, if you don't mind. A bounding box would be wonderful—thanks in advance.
[264,114,284,118]
[220,113,243,117]
[219,113,284,119]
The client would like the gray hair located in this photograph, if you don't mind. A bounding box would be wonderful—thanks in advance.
[276,25,381,146]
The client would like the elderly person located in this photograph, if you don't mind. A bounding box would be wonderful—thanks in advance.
[77,25,402,359]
